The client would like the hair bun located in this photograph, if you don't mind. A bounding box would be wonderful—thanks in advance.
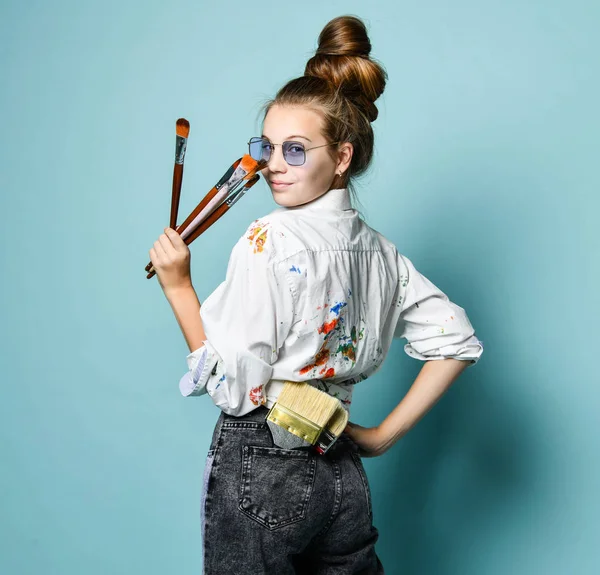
[304,15,387,122]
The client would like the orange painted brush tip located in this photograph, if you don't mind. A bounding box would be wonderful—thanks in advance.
[176,118,190,138]
[240,154,258,173]
[240,154,268,174]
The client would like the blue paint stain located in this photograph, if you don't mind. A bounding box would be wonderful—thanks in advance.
[219,374,226,382]
[330,301,347,316]
[289,265,301,274]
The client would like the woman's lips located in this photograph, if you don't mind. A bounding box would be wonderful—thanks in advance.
[271,181,292,189]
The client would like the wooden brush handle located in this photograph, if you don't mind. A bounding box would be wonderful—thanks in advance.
[184,197,230,246]
[145,168,260,279]
[170,163,183,230]
[146,201,231,279]
[144,184,220,272]
[144,159,243,272]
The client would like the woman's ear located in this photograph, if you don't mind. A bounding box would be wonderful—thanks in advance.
[337,142,353,174]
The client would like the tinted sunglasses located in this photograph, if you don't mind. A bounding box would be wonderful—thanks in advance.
[248,136,340,167]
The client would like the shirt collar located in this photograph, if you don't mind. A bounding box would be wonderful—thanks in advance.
[275,188,352,214]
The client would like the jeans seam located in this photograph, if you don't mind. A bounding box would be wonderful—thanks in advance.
[350,451,373,521]
[203,440,223,574]
[314,460,342,539]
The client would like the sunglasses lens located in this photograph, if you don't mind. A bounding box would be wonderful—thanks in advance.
[283,142,306,166]
[249,137,271,162]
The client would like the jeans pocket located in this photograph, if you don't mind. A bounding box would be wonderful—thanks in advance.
[350,450,373,522]
[239,445,317,530]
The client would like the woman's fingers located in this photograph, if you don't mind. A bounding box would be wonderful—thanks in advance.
[152,236,168,262]
[163,227,190,256]
[164,227,186,249]
[149,228,189,274]
[148,246,160,268]
[157,231,174,254]
[156,230,183,260]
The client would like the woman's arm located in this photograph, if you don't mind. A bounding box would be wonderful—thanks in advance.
[345,358,471,457]
[149,227,207,353]
[165,284,207,353]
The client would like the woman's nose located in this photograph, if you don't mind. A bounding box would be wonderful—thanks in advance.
[268,144,288,172]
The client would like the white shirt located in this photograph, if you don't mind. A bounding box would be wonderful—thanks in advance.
[179,188,483,417]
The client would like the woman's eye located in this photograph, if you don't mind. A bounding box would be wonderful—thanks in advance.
[289,145,304,153]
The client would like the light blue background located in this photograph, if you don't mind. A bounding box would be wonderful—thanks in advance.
[1,1,598,573]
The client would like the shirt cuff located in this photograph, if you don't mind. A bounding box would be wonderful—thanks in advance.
[179,342,217,397]
[404,337,484,365]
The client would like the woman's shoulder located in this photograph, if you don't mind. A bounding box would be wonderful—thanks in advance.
[235,211,302,264]
[356,218,400,255]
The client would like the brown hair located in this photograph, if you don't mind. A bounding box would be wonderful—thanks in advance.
[258,15,388,214]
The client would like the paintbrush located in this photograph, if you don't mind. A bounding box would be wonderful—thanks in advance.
[146,155,264,278]
[179,173,260,247]
[145,154,264,273]
[177,154,262,243]
[144,118,190,273]
[145,173,260,279]
[145,154,263,274]
[266,381,349,455]
[171,118,190,230]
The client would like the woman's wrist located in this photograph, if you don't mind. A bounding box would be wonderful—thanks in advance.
[376,422,408,454]
[164,281,194,300]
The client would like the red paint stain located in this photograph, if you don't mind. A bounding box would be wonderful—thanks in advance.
[249,384,266,406]
[299,344,330,375]
[318,317,339,335]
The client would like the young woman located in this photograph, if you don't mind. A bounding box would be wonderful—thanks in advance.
[149,15,483,574]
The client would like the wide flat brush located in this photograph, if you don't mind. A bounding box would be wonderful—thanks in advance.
[266,381,349,454]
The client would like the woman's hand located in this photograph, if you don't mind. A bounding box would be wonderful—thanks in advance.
[343,421,390,458]
[149,227,193,294]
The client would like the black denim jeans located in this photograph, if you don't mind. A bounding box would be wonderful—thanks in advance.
[201,404,384,574]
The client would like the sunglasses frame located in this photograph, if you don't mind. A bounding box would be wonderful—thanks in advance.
[248,136,341,167]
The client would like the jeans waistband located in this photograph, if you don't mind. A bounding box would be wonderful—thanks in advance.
[221,405,271,423]
[212,405,356,456]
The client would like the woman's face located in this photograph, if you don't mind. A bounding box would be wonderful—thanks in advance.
[259,104,352,208]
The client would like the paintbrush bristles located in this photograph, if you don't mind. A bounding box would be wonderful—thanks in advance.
[277,382,339,429]
[327,404,349,437]
[240,154,258,174]
[176,118,190,138]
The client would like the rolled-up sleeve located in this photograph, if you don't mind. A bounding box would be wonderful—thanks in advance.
[393,253,484,364]
[180,220,295,415]
[178,343,210,397]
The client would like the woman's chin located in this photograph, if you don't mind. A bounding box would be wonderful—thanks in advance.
[271,190,297,206]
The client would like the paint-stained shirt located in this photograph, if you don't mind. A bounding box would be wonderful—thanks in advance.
[178,187,483,417]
